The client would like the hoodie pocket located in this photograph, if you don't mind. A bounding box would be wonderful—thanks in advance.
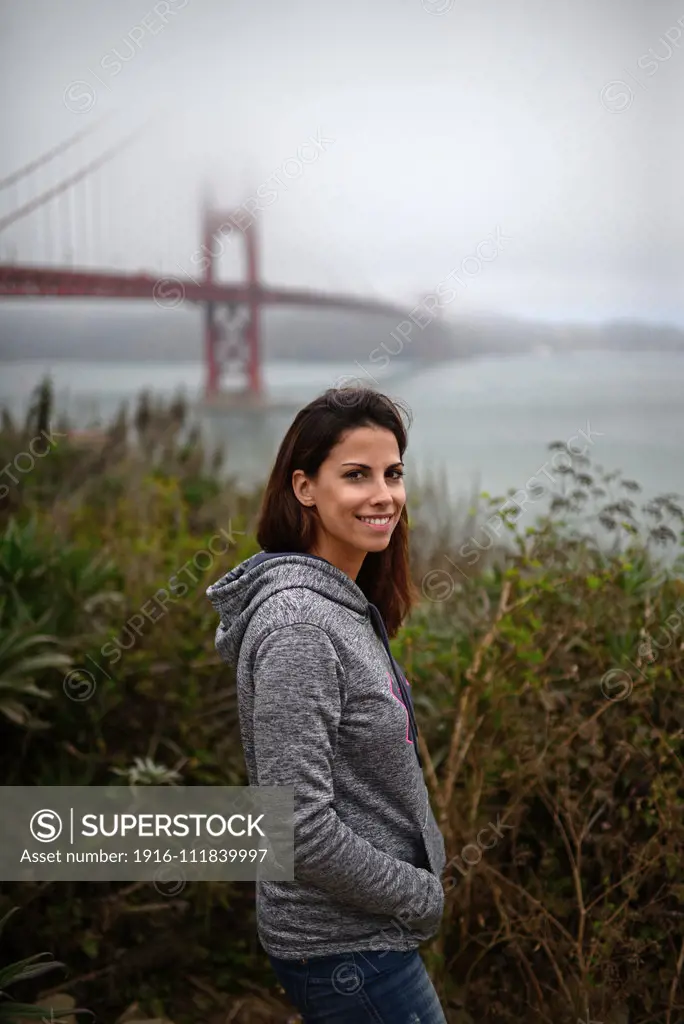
[420,793,446,878]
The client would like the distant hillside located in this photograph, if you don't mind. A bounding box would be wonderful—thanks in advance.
[0,303,682,362]
[446,314,684,355]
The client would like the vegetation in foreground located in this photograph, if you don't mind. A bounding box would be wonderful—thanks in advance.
[1,380,683,1024]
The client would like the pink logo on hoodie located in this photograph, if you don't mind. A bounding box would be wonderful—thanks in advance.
[386,672,413,745]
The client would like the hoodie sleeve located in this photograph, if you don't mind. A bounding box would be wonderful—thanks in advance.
[252,621,443,927]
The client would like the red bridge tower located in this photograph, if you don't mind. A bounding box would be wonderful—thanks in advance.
[202,205,262,402]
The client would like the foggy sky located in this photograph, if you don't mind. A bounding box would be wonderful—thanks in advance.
[0,0,681,323]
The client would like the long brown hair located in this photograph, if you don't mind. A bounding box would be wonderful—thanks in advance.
[256,387,418,636]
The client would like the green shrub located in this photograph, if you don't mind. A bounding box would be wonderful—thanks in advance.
[0,908,92,1021]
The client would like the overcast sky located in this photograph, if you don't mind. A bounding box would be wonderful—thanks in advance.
[0,0,681,323]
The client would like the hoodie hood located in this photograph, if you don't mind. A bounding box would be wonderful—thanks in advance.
[206,551,370,670]
[206,549,423,768]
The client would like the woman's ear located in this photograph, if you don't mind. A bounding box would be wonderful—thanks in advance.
[292,468,315,507]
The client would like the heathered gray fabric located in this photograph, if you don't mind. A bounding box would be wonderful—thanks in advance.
[206,551,447,959]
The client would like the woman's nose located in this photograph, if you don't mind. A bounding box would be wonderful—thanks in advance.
[370,480,392,504]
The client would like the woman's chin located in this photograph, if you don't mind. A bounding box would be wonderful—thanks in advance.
[358,532,393,552]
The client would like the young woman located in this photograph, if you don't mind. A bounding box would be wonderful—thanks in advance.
[207,386,448,1023]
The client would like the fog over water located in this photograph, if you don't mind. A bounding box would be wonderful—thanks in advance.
[0,0,681,322]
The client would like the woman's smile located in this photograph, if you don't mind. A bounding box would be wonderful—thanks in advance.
[356,513,395,531]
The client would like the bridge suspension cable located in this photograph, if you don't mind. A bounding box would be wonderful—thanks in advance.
[0,115,156,235]
[0,114,114,193]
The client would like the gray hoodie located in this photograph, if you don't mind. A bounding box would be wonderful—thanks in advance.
[206,550,446,959]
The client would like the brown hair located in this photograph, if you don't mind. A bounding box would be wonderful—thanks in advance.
[256,387,418,636]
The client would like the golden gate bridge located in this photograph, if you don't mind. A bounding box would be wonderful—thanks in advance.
[0,114,415,404]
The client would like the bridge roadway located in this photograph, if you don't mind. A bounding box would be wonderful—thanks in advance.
[0,264,408,321]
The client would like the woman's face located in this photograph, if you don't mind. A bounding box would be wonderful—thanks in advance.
[292,425,406,578]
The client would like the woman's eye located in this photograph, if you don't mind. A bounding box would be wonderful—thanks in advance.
[344,470,404,480]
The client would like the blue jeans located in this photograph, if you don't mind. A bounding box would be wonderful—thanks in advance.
[267,948,448,1023]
